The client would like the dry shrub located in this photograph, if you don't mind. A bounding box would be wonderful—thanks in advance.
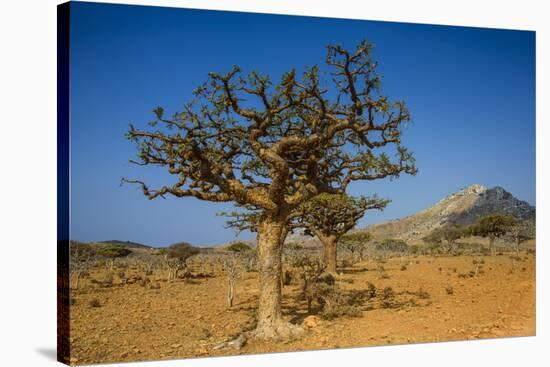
[102,273,114,287]
[89,298,101,308]
[366,282,376,299]
[380,287,396,309]
[314,285,363,320]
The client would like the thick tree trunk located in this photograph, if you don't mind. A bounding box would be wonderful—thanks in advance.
[253,213,301,340]
[321,235,338,274]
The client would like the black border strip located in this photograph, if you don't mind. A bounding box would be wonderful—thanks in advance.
[57,2,71,365]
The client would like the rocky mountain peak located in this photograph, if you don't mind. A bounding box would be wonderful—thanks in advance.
[366,184,535,242]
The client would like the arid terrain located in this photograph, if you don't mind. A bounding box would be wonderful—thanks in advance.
[69,250,535,365]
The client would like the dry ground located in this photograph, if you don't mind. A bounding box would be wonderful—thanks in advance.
[69,252,535,365]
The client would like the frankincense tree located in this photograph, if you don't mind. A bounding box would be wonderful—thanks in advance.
[124,39,416,339]
[293,193,388,274]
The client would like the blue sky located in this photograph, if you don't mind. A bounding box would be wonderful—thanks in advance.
[69,2,535,247]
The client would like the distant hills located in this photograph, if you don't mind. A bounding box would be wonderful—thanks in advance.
[95,240,153,249]
[365,184,535,242]
[75,184,535,249]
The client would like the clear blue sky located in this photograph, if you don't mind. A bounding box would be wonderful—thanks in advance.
[69,2,535,247]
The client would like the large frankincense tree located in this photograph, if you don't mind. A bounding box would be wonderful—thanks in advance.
[123,39,416,339]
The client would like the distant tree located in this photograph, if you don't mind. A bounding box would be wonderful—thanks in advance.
[508,219,535,256]
[123,39,416,339]
[469,214,517,255]
[375,238,408,253]
[133,251,160,278]
[222,253,243,308]
[339,231,372,265]
[96,244,132,271]
[423,224,465,253]
[166,242,200,279]
[69,241,95,290]
[226,242,253,253]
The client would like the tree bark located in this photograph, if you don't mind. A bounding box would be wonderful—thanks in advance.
[321,234,338,274]
[253,213,300,340]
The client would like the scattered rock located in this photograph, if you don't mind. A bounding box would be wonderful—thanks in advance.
[303,315,321,329]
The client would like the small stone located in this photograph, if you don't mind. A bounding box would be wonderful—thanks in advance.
[303,315,321,328]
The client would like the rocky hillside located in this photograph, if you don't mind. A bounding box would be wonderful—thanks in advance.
[366,184,535,242]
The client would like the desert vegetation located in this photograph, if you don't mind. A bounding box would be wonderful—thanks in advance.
[68,214,536,364]
[67,39,535,365]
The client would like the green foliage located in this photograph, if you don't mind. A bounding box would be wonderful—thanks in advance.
[423,224,465,245]
[469,214,517,239]
[95,244,132,258]
[226,242,253,253]
[341,231,372,244]
[509,219,535,244]
[299,194,389,239]
[339,232,371,252]
[124,39,416,218]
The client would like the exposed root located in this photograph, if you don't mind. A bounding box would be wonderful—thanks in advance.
[212,322,304,351]
[212,333,248,350]
[248,321,304,341]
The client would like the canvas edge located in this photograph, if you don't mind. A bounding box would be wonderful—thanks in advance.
[57,1,71,365]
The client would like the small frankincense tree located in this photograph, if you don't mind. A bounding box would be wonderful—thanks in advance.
[165,242,199,280]
[222,250,243,308]
[468,214,517,255]
[507,219,535,256]
[292,193,387,274]
[423,223,465,253]
[338,231,372,265]
[124,39,416,339]
[96,243,132,271]
[69,241,95,290]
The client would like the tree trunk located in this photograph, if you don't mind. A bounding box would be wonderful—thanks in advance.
[74,271,81,290]
[489,236,495,255]
[322,235,338,274]
[227,277,234,308]
[253,213,299,340]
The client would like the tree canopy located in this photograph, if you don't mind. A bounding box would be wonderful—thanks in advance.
[226,242,254,253]
[95,244,132,259]
[294,193,388,239]
[469,214,517,239]
[123,39,416,217]
[166,242,200,262]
